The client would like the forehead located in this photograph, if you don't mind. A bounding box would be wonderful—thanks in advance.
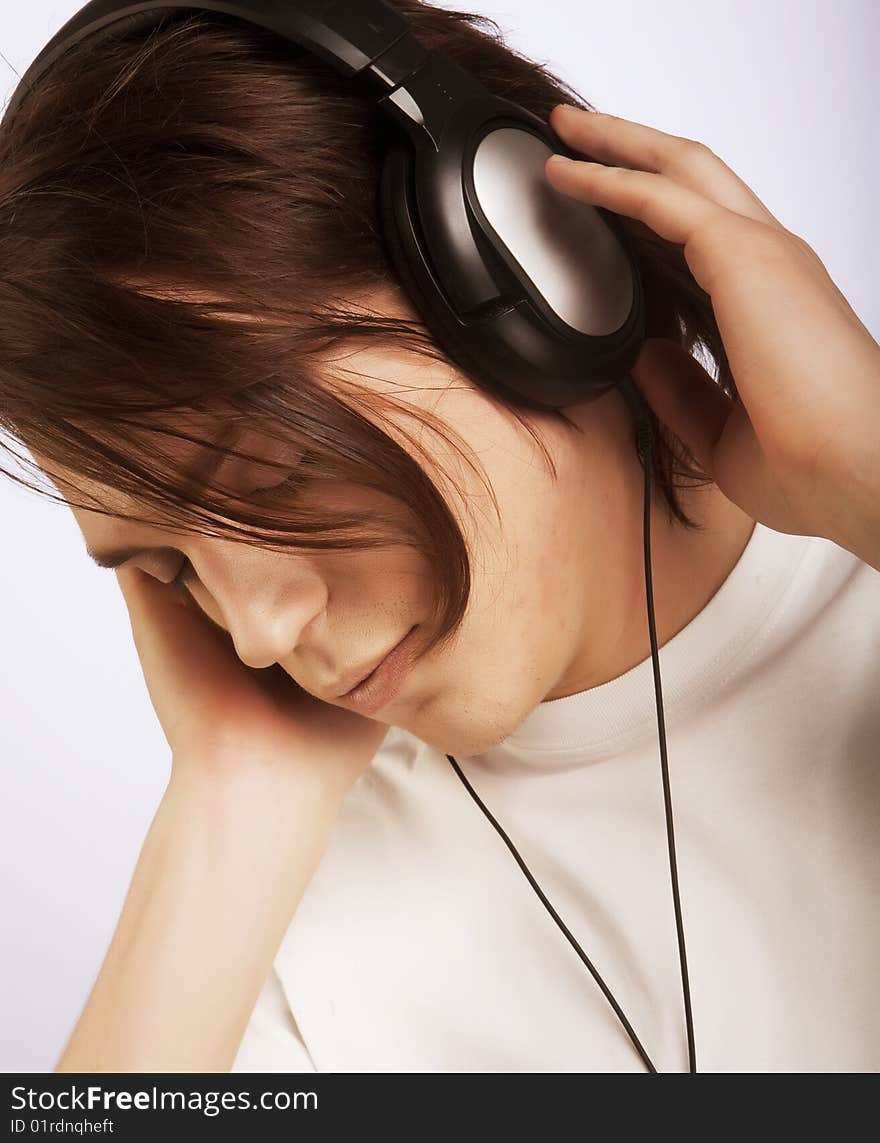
[31,412,222,502]
[28,413,246,548]
[28,410,311,561]
[30,450,132,517]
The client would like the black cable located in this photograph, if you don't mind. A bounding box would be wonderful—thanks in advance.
[445,751,658,1072]
[446,373,697,1074]
[630,381,698,1074]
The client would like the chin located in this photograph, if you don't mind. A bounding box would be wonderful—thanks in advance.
[385,665,542,757]
[408,702,532,760]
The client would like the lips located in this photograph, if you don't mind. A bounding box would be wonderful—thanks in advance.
[332,633,409,699]
[338,625,420,715]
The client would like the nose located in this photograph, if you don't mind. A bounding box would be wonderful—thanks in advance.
[208,563,329,671]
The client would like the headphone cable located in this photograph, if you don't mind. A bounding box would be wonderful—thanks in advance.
[446,373,697,1073]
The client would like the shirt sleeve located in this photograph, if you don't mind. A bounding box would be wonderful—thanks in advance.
[230,964,317,1072]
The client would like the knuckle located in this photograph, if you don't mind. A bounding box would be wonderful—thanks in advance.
[782,228,821,264]
[757,224,808,267]
[678,135,715,160]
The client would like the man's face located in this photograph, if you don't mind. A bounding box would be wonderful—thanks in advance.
[32,340,645,760]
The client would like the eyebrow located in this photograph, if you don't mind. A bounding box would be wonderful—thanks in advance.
[87,543,182,570]
[85,426,240,570]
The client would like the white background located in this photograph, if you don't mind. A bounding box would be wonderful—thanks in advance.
[1,1,877,1072]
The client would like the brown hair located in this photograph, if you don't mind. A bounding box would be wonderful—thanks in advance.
[0,1,735,661]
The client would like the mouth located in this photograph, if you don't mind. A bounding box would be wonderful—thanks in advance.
[337,625,420,715]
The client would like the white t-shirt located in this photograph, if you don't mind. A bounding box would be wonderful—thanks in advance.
[231,521,880,1073]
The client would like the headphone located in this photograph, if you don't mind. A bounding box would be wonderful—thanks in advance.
[4,0,695,1073]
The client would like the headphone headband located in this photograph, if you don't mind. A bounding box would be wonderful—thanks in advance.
[4,1,418,123]
[4,0,646,407]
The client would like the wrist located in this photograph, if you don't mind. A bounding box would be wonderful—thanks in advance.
[161,760,343,881]
[168,749,347,825]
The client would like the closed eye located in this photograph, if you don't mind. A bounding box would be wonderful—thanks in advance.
[169,450,318,593]
[248,449,318,502]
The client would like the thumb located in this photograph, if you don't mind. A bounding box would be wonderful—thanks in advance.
[628,337,733,479]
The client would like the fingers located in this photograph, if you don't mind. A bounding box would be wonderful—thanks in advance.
[549,106,685,174]
[545,150,723,250]
[547,105,787,231]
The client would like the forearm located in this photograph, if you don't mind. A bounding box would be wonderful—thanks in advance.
[55,767,339,1073]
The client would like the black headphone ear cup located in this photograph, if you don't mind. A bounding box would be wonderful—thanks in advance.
[378,141,438,320]
[378,136,639,405]
[378,140,490,381]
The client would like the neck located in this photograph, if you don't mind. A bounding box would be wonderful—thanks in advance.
[544,394,756,701]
